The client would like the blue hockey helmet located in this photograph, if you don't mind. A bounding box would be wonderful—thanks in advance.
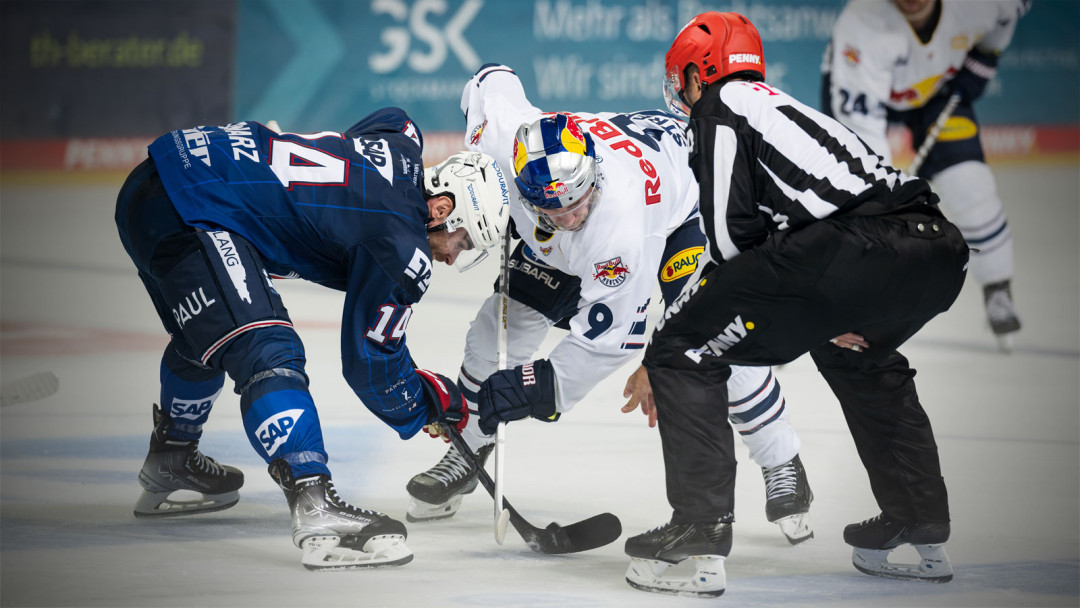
[511,114,601,232]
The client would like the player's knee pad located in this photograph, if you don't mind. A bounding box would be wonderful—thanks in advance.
[151,229,293,367]
[931,161,1013,283]
[158,343,226,441]
[239,368,328,477]
[460,293,551,389]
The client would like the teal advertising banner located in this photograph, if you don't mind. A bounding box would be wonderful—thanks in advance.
[233,0,1079,134]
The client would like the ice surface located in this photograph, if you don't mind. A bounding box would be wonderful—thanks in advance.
[1,165,1077,607]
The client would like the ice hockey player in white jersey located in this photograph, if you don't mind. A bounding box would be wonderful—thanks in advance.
[404,63,814,545]
[822,0,1030,351]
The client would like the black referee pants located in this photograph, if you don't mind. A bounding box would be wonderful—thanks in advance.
[645,208,968,525]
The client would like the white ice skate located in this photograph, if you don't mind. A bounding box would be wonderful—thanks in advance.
[844,514,953,582]
[624,521,732,598]
[271,461,412,570]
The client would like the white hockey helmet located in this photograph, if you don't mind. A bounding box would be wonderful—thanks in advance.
[424,151,511,271]
[511,114,601,232]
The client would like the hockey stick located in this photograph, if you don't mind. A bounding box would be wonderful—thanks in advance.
[907,92,961,176]
[492,226,513,543]
[447,426,622,554]
[0,371,59,407]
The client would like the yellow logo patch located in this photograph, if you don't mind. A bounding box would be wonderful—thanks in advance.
[660,246,703,282]
[937,116,979,141]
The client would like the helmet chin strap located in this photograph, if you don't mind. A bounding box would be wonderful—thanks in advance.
[425,220,449,234]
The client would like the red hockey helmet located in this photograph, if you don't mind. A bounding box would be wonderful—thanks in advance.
[663,12,765,117]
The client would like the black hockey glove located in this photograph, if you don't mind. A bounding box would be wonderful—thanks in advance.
[944,47,999,104]
[477,359,559,435]
[416,369,468,442]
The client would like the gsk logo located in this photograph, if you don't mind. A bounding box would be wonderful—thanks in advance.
[256,409,306,457]
[369,0,482,74]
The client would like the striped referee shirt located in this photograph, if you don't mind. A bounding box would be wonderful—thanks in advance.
[688,79,934,265]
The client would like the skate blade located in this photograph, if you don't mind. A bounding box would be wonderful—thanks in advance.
[405,494,465,523]
[301,534,413,571]
[133,489,239,518]
[852,544,953,583]
[625,555,726,598]
[995,332,1015,354]
[775,512,814,545]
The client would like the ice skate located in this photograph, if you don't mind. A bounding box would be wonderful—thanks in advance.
[844,513,953,582]
[984,280,1021,353]
[270,460,412,571]
[133,404,244,518]
[405,442,493,522]
[762,454,814,544]
[624,521,732,597]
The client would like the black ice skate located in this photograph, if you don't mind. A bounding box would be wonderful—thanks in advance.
[624,521,732,597]
[762,454,814,544]
[844,513,953,582]
[983,280,1021,352]
[133,404,244,518]
[269,460,412,570]
[405,442,493,522]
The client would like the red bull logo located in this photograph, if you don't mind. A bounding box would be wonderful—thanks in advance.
[543,181,568,199]
[842,45,860,66]
[469,119,487,146]
[593,256,630,287]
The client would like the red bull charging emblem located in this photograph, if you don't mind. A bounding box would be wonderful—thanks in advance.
[593,256,630,287]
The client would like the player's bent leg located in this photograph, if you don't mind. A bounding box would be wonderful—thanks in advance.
[408,289,551,522]
[931,161,1020,346]
[727,365,813,544]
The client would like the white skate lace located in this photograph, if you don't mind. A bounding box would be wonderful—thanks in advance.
[324,480,382,517]
[762,462,798,501]
[985,287,1018,323]
[424,445,473,486]
[189,450,226,476]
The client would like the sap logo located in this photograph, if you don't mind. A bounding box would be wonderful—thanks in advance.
[354,137,394,185]
[728,53,761,65]
[172,287,217,328]
[405,248,432,293]
[181,127,212,167]
[169,396,218,421]
[369,0,481,74]
[256,409,306,457]
[684,315,754,363]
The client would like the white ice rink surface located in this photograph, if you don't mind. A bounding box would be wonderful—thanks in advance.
[1,164,1077,607]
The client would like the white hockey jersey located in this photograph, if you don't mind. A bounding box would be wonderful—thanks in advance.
[823,0,1029,161]
[460,64,698,412]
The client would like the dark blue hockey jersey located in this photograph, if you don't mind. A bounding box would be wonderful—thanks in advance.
[149,108,438,439]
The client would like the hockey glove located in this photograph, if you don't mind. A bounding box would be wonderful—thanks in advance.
[416,369,468,442]
[477,359,559,435]
[945,48,999,104]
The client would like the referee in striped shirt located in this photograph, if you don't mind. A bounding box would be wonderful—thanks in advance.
[622,11,969,586]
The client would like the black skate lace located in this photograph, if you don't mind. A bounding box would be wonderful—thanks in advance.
[762,461,798,500]
[425,445,472,486]
[190,450,226,476]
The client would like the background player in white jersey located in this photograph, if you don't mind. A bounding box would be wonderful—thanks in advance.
[822,0,1030,351]
[404,64,814,544]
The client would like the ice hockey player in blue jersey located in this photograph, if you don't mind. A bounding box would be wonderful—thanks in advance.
[115,107,511,570]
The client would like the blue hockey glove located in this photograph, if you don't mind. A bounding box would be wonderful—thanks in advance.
[477,359,559,435]
[945,48,999,104]
[416,369,468,442]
